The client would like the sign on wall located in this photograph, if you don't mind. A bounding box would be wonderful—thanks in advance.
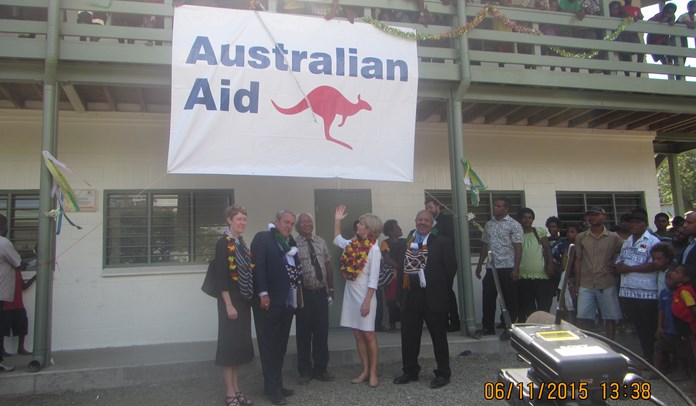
[168,6,418,181]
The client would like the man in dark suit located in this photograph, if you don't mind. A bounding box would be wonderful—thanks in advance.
[251,210,301,405]
[393,209,458,389]
[425,197,460,332]
[681,211,696,267]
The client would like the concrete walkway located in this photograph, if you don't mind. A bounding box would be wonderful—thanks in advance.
[0,328,512,396]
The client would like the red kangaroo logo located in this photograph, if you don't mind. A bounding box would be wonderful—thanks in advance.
[271,86,372,150]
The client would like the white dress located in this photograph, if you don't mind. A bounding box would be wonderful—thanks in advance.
[334,236,381,331]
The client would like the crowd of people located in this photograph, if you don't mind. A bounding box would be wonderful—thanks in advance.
[204,201,458,405]
[477,199,696,394]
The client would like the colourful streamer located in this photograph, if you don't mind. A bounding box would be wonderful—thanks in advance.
[461,159,486,207]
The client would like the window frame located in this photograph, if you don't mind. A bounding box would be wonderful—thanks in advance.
[103,189,234,272]
[555,191,645,233]
[0,190,40,260]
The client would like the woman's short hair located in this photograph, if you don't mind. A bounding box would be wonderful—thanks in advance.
[518,207,535,220]
[225,204,247,220]
[359,213,383,238]
[383,219,398,236]
[545,216,561,228]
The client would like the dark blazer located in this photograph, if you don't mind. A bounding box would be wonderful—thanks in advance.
[433,213,455,242]
[250,230,300,308]
[397,232,458,313]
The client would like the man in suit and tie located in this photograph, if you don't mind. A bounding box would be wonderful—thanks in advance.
[393,209,458,389]
[425,197,460,332]
[251,210,302,405]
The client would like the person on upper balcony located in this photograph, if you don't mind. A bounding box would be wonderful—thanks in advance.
[676,0,695,65]
[623,0,644,21]
[609,0,645,77]
[647,2,678,66]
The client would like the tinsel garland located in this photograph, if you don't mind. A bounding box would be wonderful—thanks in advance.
[361,5,633,60]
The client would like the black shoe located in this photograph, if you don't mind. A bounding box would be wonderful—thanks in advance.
[298,374,312,385]
[429,376,450,389]
[313,370,335,382]
[446,322,461,332]
[393,373,418,384]
[281,388,294,397]
[499,330,510,341]
[481,328,495,336]
[268,394,287,405]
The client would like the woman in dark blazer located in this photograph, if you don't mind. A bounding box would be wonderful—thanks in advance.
[213,204,254,406]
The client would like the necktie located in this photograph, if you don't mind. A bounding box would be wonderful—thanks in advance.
[307,239,323,281]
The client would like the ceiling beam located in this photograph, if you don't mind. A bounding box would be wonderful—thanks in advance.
[506,106,548,125]
[656,116,696,133]
[528,107,565,126]
[649,114,693,131]
[102,86,117,111]
[627,113,676,130]
[462,103,497,123]
[547,108,588,127]
[484,104,524,124]
[0,83,22,108]
[569,110,612,127]
[137,87,147,112]
[589,110,635,128]
[60,82,85,113]
[608,111,658,129]
[417,100,446,121]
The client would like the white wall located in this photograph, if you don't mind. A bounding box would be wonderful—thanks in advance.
[0,111,659,350]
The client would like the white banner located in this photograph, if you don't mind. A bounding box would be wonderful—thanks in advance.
[168,6,418,181]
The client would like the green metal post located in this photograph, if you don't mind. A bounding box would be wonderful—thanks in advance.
[668,153,685,216]
[447,0,477,336]
[448,93,476,337]
[29,0,60,373]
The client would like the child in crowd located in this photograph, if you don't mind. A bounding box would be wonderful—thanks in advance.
[651,243,675,294]
[654,269,688,377]
[670,264,696,390]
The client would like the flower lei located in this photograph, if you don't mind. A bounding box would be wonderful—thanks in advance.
[226,235,239,282]
[340,236,376,281]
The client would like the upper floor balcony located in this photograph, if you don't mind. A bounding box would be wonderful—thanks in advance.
[1,0,695,154]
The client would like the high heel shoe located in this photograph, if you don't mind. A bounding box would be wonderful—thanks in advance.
[235,392,253,406]
[225,396,240,406]
[369,376,379,388]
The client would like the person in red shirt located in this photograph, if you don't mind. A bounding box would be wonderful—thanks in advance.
[671,264,696,394]
[2,269,35,356]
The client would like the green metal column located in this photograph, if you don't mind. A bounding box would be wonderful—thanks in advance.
[447,0,476,336]
[668,153,684,216]
[30,0,60,372]
[448,93,476,337]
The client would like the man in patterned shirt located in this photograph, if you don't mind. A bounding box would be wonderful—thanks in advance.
[294,213,335,386]
[475,197,523,340]
[613,208,661,363]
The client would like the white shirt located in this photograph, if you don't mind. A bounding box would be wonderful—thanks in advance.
[0,236,21,302]
[616,230,661,300]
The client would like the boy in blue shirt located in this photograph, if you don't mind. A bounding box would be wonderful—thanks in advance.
[654,269,689,378]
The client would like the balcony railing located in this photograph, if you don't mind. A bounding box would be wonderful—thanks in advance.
[1,0,695,96]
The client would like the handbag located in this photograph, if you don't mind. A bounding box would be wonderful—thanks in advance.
[378,259,396,288]
[201,259,217,298]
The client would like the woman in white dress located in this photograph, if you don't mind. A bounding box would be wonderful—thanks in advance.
[333,205,382,388]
